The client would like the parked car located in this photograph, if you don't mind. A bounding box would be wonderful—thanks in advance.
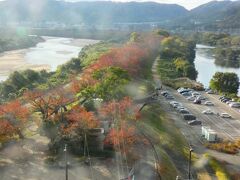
[172,104,181,108]
[192,92,201,97]
[161,91,169,96]
[170,101,178,105]
[176,106,187,111]
[197,96,207,100]
[165,95,174,100]
[204,101,214,106]
[170,101,181,106]
[206,90,214,94]
[205,87,211,92]
[193,99,201,104]
[219,96,225,100]
[163,93,170,97]
[179,89,192,94]
[226,100,235,105]
[221,98,231,103]
[182,92,192,97]
[183,114,196,121]
[179,109,190,114]
[229,102,240,108]
[177,87,185,93]
[188,120,202,125]
[202,109,214,115]
[187,96,196,101]
[220,113,232,118]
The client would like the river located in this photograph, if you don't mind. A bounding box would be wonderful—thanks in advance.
[0,36,99,81]
[195,44,240,94]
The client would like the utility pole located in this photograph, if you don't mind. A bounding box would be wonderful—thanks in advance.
[188,146,194,180]
[64,144,68,180]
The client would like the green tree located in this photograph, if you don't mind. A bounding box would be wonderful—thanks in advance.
[183,65,198,80]
[173,58,198,80]
[9,71,28,90]
[129,32,141,43]
[155,29,170,37]
[210,72,239,94]
[23,69,41,82]
[78,67,130,101]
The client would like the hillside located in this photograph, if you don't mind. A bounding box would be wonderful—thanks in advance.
[0,0,188,25]
[172,1,240,30]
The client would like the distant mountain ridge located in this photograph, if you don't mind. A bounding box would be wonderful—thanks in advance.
[1,0,240,30]
[0,0,188,25]
[173,1,240,30]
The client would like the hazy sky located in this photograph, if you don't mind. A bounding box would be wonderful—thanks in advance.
[64,0,228,10]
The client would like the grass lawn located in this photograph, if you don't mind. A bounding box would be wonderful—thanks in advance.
[138,104,190,179]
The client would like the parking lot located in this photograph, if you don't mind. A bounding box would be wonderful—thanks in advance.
[159,87,240,141]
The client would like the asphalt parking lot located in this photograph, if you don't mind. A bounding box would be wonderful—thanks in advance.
[160,88,240,141]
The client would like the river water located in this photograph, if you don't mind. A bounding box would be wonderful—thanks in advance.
[195,44,240,94]
[0,36,99,81]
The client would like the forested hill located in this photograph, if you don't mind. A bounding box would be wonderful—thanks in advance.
[0,31,43,52]
[0,0,188,25]
[173,1,240,30]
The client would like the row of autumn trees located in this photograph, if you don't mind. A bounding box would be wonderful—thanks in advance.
[0,32,162,155]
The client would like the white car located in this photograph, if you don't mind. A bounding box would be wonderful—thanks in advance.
[197,96,207,100]
[229,103,240,108]
[177,87,185,93]
[192,92,201,97]
[170,101,182,108]
[176,106,187,111]
[187,96,195,101]
[204,101,214,106]
[206,90,214,94]
[226,100,235,105]
[220,113,232,118]
[202,109,214,115]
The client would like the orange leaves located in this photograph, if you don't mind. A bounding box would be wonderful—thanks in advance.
[24,89,73,122]
[0,100,30,139]
[104,122,138,150]
[0,119,16,137]
[63,106,99,134]
[0,100,30,123]
[99,97,139,122]
[91,44,148,76]
[70,43,150,95]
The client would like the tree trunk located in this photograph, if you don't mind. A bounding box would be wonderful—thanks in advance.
[17,128,24,139]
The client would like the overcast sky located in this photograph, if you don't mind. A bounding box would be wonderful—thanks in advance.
[64,0,230,10]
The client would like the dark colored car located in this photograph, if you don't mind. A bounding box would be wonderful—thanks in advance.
[183,114,197,121]
[179,109,190,114]
[219,96,225,100]
[193,99,201,104]
[222,98,231,103]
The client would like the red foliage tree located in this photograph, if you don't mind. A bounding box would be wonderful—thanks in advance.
[105,124,137,147]
[0,100,30,139]
[99,97,139,123]
[70,43,150,96]
[63,106,99,134]
[24,89,73,122]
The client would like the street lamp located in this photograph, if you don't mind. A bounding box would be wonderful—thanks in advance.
[188,146,194,180]
[64,144,68,180]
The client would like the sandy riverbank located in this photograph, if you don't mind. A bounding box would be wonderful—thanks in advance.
[0,37,99,81]
[0,49,50,78]
[68,38,99,47]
